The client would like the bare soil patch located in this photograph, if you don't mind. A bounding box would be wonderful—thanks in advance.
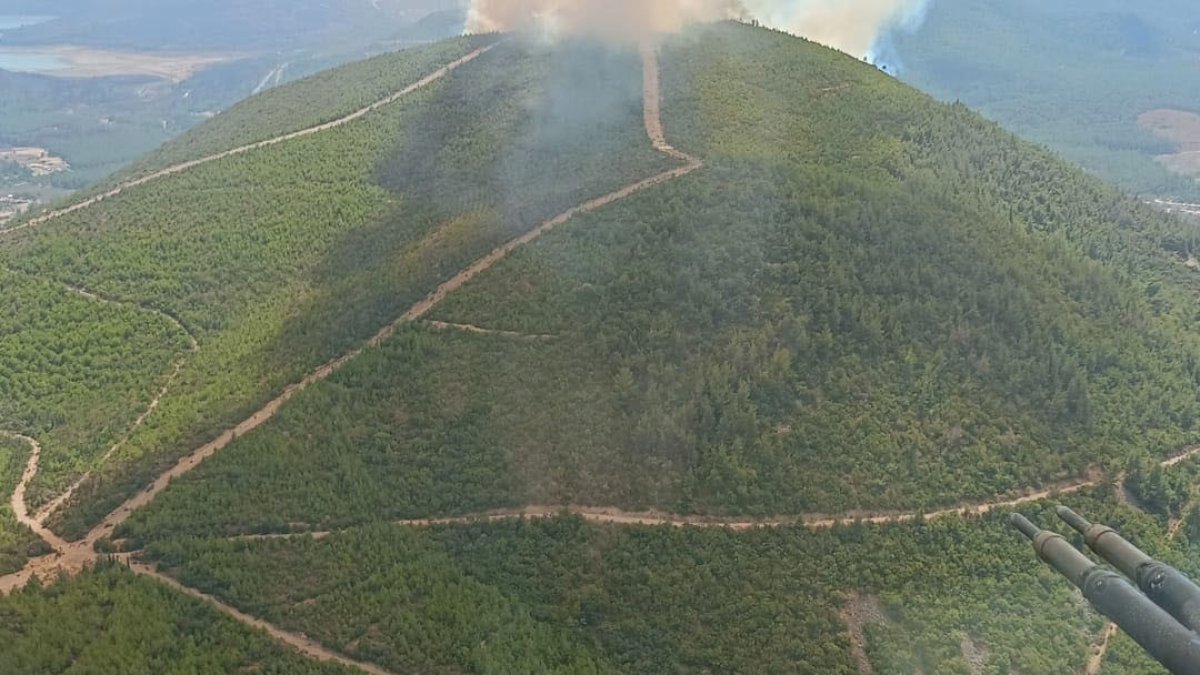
[960,634,989,675]
[0,46,232,82]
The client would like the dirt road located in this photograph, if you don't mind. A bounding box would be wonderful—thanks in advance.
[222,447,1200,542]
[0,43,512,592]
[1,433,67,552]
[0,42,501,238]
[73,42,705,553]
[423,320,556,340]
[131,562,396,675]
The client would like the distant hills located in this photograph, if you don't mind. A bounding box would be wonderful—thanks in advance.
[0,0,465,195]
[895,0,1200,199]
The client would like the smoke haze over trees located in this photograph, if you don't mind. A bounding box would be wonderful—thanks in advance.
[466,0,931,59]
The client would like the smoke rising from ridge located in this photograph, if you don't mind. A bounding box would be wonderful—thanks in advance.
[465,0,932,60]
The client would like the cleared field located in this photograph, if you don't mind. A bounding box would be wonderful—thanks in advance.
[1139,109,1200,179]
[0,45,231,82]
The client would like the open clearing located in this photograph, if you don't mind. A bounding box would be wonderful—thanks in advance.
[0,45,233,81]
[1139,108,1200,179]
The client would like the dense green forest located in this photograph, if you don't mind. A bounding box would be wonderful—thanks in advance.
[0,268,188,507]
[114,24,1200,544]
[0,563,356,674]
[131,488,1189,674]
[897,0,1200,198]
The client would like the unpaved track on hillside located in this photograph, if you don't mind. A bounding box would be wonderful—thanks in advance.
[130,562,397,675]
[0,282,198,587]
[0,42,500,238]
[1085,622,1118,675]
[33,286,199,524]
[225,447,1200,542]
[0,43,508,592]
[0,42,502,562]
[1094,454,1195,667]
[0,40,704,675]
[424,320,557,340]
[0,40,506,564]
[0,433,67,552]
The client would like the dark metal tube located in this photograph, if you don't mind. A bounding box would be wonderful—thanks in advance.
[1056,506,1150,579]
[1080,567,1200,675]
[1057,506,1200,635]
[1011,514,1200,674]
[1011,514,1093,585]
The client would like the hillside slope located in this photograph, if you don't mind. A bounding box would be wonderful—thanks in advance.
[2,22,1200,674]
[119,23,1200,542]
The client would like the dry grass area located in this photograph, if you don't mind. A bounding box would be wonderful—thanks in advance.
[959,634,990,675]
[0,46,233,82]
[1139,109,1200,179]
[0,147,69,176]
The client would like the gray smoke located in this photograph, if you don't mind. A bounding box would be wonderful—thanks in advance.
[465,0,933,59]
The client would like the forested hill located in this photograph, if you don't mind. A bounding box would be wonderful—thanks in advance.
[4,21,1200,673]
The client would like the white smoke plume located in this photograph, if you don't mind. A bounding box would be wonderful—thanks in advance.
[745,0,931,62]
[465,0,933,60]
[465,0,741,41]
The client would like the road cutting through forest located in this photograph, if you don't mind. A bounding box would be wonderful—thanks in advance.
[68,41,705,556]
[0,42,501,238]
[130,561,397,675]
[223,445,1200,541]
[1085,472,1196,675]
[423,320,557,340]
[1,39,1197,675]
[1,433,68,553]
[0,39,508,559]
[0,40,508,587]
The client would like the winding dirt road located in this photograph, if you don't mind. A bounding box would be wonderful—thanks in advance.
[0,40,506,558]
[70,42,705,555]
[1094,454,1200,667]
[221,447,1200,544]
[1,433,67,552]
